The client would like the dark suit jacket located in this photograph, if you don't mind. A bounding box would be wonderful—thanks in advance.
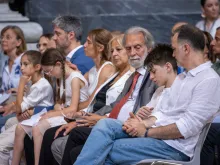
[95,70,157,116]
[70,47,94,75]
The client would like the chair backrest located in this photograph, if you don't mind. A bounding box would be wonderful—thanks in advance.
[189,122,211,164]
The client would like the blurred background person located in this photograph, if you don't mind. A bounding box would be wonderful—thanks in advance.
[0,25,26,93]
[196,0,220,38]
[37,34,56,54]
[203,31,216,63]
[0,25,27,131]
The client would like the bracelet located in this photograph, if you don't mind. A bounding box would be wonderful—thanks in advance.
[144,128,149,137]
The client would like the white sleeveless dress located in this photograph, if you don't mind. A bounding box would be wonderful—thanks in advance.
[87,61,113,95]
[46,71,89,127]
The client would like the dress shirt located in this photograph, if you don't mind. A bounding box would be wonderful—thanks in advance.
[66,45,83,61]
[117,67,146,122]
[151,61,220,158]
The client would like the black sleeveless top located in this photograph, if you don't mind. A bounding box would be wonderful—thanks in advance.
[93,77,116,113]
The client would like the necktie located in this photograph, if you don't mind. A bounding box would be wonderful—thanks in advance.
[109,72,141,119]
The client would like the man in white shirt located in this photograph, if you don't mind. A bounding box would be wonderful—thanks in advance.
[74,24,220,165]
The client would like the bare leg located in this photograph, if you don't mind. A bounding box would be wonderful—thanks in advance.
[32,120,51,165]
[11,124,27,165]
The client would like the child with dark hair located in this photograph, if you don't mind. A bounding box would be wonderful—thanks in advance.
[12,48,89,165]
[0,50,54,164]
[135,43,177,119]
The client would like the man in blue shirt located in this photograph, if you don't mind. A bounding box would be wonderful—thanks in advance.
[52,15,94,75]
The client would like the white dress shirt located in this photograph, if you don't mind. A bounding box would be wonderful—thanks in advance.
[117,67,146,122]
[66,45,83,61]
[151,61,220,158]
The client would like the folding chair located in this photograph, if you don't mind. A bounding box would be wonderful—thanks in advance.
[136,123,211,165]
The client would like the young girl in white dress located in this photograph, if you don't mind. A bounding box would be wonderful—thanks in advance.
[12,48,89,165]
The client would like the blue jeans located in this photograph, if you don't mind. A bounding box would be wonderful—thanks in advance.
[0,113,15,130]
[74,118,189,165]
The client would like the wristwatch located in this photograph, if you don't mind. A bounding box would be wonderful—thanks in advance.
[144,128,149,137]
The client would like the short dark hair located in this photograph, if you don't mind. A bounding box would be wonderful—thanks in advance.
[173,24,205,52]
[144,44,177,72]
[200,0,207,7]
[40,33,54,40]
[23,50,42,66]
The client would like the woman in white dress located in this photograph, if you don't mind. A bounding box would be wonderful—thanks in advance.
[78,29,116,111]
[196,0,220,38]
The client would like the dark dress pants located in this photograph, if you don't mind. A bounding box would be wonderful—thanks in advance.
[24,135,34,165]
[39,126,63,165]
[61,127,92,165]
[201,123,220,165]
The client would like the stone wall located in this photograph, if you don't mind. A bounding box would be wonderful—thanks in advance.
[26,0,202,43]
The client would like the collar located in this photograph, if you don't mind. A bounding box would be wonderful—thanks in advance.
[184,61,212,77]
[66,45,83,60]
[5,53,23,66]
[136,67,146,76]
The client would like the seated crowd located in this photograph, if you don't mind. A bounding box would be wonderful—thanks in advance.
[0,10,220,165]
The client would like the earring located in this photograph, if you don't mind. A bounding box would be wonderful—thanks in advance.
[201,12,206,18]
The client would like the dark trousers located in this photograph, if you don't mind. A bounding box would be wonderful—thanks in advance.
[24,126,62,165]
[61,127,92,165]
[201,123,220,165]
[24,135,34,165]
[39,126,62,165]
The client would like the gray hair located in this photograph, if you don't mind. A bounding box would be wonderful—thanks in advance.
[122,26,155,48]
[52,15,82,41]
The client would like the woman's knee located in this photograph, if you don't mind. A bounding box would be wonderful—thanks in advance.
[32,126,41,137]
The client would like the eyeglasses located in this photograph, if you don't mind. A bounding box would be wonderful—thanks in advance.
[36,43,48,49]
[43,67,54,75]
[0,35,13,41]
